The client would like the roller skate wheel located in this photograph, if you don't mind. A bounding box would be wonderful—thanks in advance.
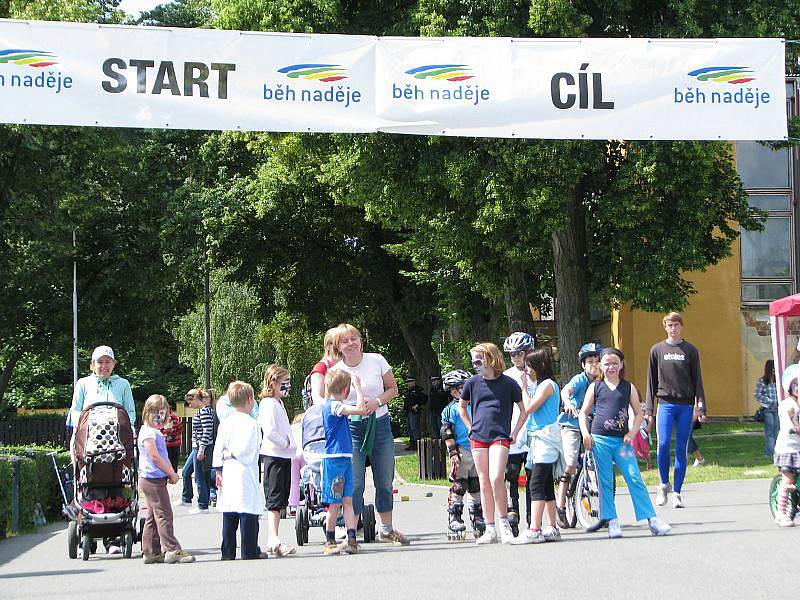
[424,492,433,497]
[392,488,399,494]
[400,495,409,502]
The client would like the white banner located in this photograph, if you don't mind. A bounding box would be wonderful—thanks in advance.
[0,19,787,140]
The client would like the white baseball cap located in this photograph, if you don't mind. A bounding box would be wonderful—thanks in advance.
[91,345,115,362]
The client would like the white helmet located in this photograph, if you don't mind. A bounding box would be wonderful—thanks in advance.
[503,332,534,353]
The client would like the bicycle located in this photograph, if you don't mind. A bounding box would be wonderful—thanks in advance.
[572,450,603,530]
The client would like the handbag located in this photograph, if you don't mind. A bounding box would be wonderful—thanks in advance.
[754,406,766,422]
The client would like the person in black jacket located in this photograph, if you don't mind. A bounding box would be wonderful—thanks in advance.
[429,375,450,440]
[404,376,428,450]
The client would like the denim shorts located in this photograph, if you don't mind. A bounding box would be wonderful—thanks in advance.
[322,457,354,504]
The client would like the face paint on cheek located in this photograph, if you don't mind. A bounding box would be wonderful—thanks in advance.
[280,381,291,397]
[472,359,488,377]
[153,410,167,424]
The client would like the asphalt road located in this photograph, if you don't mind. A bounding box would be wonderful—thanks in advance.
[0,474,788,600]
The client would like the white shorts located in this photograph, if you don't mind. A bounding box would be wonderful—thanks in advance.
[561,427,582,468]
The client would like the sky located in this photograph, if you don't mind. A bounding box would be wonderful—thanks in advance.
[118,0,170,17]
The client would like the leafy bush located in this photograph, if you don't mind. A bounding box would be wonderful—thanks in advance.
[0,459,11,538]
[0,445,71,538]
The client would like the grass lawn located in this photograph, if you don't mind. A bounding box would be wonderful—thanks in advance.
[395,423,774,489]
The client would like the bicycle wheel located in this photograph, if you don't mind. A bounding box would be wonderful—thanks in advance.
[565,468,580,529]
[575,462,601,530]
[769,475,781,518]
[769,475,797,519]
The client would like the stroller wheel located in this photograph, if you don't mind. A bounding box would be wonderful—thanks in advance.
[301,506,309,544]
[363,504,376,543]
[81,535,92,561]
[67,521,79,559]
[295,508,305,546]
[122,531,134,558]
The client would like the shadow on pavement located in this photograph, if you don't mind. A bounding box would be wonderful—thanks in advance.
[0,522,66,567]
[0,568,103,579]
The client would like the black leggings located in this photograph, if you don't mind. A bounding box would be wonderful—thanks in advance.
[505,453,526,511]
[528,462,556,502]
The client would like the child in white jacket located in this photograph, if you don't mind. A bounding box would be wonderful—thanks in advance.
[213,381,266,560]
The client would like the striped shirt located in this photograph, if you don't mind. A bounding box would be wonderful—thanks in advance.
[192,405,215,452]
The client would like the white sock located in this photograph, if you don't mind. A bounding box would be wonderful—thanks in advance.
[381,524,393,535]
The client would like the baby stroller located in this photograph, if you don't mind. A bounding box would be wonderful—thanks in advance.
[57,401,140,560]
[294,404,376,545]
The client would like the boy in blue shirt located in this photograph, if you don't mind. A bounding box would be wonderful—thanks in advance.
[556,343,602,528]
[440,369,484,539]
[321,370,368,555]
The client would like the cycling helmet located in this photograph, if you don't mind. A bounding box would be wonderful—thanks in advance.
[442,369,471,391]
[782,363,799,395]
[578,342,603,363]
[503,332,534,353]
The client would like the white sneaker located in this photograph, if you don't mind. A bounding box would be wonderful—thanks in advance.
[475,528,498,545]
[107,544,122,555]
[188,507,209,514]
[775,514,795,528]
[692,458,706,467]
[607,519,622,539]
[542,526,561,542]
[510,528,545,544]
[672,492,685,509]
[656,483,671,506]
[498,520,515,544]
[648,517,672,536]
[172,499,191,507]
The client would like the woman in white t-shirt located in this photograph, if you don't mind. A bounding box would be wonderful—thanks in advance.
[330,323,408,545]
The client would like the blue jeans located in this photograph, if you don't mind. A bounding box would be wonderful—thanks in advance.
[193,445,213,509]
[349,414,395,516]
[181,449,196,503]
[764,409,779,456]
[656,403,694,493]
[592,434,655,522]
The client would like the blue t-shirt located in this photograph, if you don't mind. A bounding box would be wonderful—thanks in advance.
[322,399,353,457]
[461,374,522,442]
[440,400,471,449]
[526,378,560,432]
[557,371,593,429]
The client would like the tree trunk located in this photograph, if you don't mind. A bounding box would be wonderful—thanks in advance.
[551,185,592,383]
[469,293,493,342]
[447,319,465,369]
[0,347,24,412]
[397,311,440,438]
[504,262,537,342]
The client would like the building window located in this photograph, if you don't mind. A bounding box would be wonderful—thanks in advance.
[737,79,799,304]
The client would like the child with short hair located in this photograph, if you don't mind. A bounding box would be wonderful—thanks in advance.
[258,364,297,557]
[138,394,194,564]
[213,381,268,559]
[774,364,800,527]
[321,369,368,555]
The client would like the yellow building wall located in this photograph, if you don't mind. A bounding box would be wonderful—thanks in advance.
[612,238,745,417]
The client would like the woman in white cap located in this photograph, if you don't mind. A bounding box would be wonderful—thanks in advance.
[67,345,136,555]
[68,345,136,428]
